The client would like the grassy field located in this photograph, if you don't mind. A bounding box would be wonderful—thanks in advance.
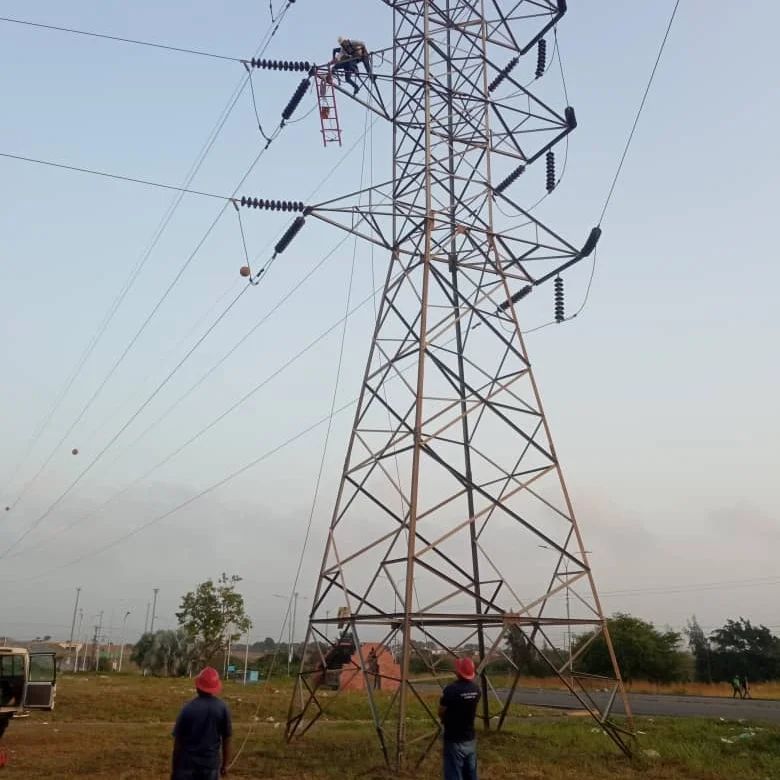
[511,676,780,700]
[1,674,779,778]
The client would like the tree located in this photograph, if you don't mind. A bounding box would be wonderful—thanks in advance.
[573,613,687,684]
[250,637,276,653]
[176,573,252,666]
[708,618,780,682]
[131,629,194,676]
[685,616,712,683]
[505,627,554,677]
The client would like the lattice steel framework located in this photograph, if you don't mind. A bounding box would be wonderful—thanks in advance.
[284,0,634,768]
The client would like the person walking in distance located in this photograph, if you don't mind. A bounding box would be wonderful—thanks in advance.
[439,657,481,780]
[172,667,232,779]
[731,674,743,699]
[367,647,381,690]
[741,673,751,699]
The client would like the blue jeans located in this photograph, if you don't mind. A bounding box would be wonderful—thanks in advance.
[443,739,478,780]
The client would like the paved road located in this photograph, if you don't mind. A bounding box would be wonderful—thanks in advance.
[512,687,780,722]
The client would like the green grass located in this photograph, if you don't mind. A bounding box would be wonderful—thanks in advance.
[1,674,779,778]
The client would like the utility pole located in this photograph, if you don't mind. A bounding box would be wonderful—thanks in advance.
[68,586,81,672]
[73,608,84,672]
[80,619,89,671]
[280,0,632,768]
[143,602,150,634]
[92,611,103,672]
[118,611,131,673]
[149,588,159,633]
[223,627,232,678]
[243,633,250,685]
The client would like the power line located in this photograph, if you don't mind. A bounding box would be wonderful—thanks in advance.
[6,121,383,561]
[6,397,359,584]
[597,0,680,226]
[6,319,474,582]
[0,118,293,554]
[5,231,396,573]
[0,151,230,200]
[601,574,780,599]
[0,284,251,560]
[0,15,242,62]
[1,1,300,508]
[7,252,383,564]
[78,278,242,450]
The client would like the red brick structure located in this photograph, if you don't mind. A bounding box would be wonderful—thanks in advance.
[339,642,400,692]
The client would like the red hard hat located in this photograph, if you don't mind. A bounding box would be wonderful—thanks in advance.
[455,657,476,681]
[195,666,222,695]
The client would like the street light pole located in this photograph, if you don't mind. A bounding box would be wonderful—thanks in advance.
[272,592,309,675]
[539,545,591,672]
[118,611,131,673]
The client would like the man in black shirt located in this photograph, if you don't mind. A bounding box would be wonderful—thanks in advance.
[172,667,233,779]
[439,657,481,780]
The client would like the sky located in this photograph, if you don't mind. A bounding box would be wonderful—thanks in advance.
[0,1,778,648]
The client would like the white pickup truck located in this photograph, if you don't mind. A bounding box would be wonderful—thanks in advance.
[0,647,57,740]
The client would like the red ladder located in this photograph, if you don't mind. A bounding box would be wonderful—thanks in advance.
[315,68,342,147]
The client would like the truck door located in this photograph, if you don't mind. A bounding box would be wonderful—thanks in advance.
[0,654,25,712]
[23,653,57,710]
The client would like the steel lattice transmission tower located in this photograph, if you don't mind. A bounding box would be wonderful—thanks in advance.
[281,0,634,767]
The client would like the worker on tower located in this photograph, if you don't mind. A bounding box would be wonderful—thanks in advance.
[332,36,374,95]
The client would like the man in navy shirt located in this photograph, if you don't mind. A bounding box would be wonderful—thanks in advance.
[172,667,233,779]
[439,657,481,780]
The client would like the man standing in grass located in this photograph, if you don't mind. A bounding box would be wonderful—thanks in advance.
[439,657,481,780]
[172,667,233,779]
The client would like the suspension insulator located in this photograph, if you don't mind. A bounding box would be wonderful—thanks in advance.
[497,284,532,312]
[494,164,526,194]
[488,56,519,93]
[535,39,547,78]
[249,58,311,71]
[274,216,306,255]
[545,151,556,193]
[238,197,306,213]
[554,275,565,323]
[282,77,311,121]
